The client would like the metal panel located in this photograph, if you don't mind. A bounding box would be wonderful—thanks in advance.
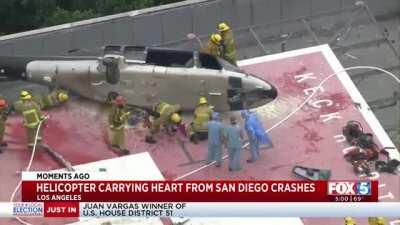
[103,18,135,45]
[192,2,220,36]
[309,0,344,37]
[0,42,14,55]
[251,0,282,24]
[365,0,400,16]
[0,0,399,55]
[398,26,400,56]
[341,0,356,9]
[13,36,44,55]
[280,20,308,37]
[231,0,252,27]
[71,24,105,51]
[219,0,236,25]
[42,31,73,55]
[133,14,163,45]
[282,0,312,19]
[161,7,193,42]
[311,0,341,14]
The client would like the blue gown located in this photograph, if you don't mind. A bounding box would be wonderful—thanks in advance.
[242,110,273,161]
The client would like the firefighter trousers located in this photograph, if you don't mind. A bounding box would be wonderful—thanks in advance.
[26,126,42,149]
[110,127,125,150]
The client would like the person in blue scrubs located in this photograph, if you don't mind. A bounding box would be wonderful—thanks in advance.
[207,112,224,167]
[224,116,243,171]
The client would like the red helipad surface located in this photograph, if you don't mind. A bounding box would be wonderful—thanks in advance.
[0,45,399,225]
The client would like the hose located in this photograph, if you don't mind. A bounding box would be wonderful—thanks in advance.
[10,118,46,225]
[174,66,400,181]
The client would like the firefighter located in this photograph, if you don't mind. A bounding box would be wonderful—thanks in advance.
[368,217,387,225]
[14,90,47,149]
[189,96,213,144]
[37,89,69,109]
[207,112,224,167]
[203,33,222,58]
[345,217,356,225]
[217,22,237,66]
[145,102,182,144]
[224,116,243,171]
[0,97,8,150]
[108,95,130,155]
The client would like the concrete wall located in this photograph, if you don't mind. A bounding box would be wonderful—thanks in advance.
[0,0,399,56]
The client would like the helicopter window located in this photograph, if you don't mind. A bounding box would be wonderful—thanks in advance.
[122,46,146,62]
[146,49,194,68]
[198,53,222,70]
[103,45,123,55]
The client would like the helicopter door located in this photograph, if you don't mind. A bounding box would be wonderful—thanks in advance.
[228,76,243,110]
[142,65,165,103]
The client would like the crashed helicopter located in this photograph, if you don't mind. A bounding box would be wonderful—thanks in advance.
[0,45,277,111]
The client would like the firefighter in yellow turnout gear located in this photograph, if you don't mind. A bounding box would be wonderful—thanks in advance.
[344,217,356,225]
[368,217,387,225]
[189,97,213,144]
[0,97,9,150]
[14,91,47,149]
[218,22,237,66]
[203,33,222,58]
[35,89,69,109]
[145,102,182,144]
[108,95,130,155]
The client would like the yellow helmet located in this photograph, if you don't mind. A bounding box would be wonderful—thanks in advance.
[345,217,356,225]
[217,22,230,32]
[20,90,32,100]
[376,217,386,225]
[211,33,222,44]
[199,96,208,105]
[170,113,182,124]
[57,92,69,102]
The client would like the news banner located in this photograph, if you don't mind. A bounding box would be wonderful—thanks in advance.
[1,172,399,218]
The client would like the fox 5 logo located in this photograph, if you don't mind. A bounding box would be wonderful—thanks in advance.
[328,181,371,195]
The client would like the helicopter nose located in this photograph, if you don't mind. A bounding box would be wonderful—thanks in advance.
[264,85,278,99]
[252,85,278,102]
[239,83,277,109]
